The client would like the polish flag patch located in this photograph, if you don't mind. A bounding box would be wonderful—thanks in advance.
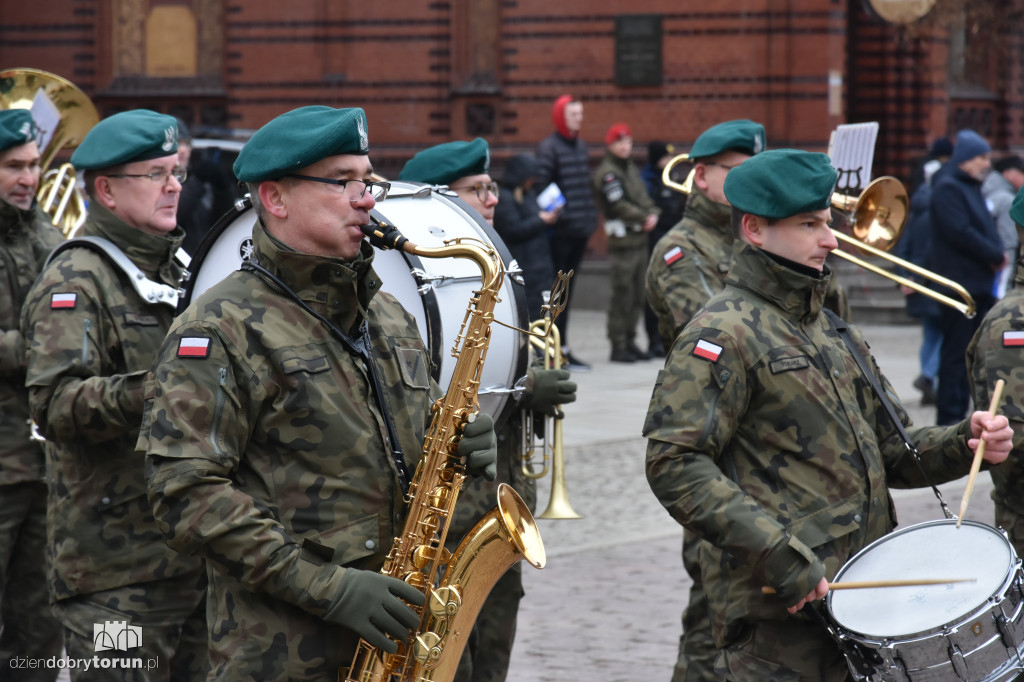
[693,339,723,362]
[663,246,684,266]
[177,336,212,358]
[1003,331,1024,347]
[50,293,77,309]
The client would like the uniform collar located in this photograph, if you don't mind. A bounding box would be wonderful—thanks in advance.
[81,202,185,284]
[0,198,39,240]
[726,241,832,320]
[686,189,733,235]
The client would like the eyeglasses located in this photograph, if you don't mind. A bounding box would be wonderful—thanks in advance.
[105,167,188,184]
[450,181,500,202]
[285,174,390,201]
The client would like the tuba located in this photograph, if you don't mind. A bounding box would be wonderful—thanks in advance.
[344,216,546,682]
[521,272,581,519]
[0,68,99,237]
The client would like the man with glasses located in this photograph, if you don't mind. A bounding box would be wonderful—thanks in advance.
[138,106,498,680]
[20,109,208,680]
[0,109,64,680]
[399,137,576,682]
[644,118,766,682]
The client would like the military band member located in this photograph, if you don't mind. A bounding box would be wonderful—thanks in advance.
[400,138,577,682]
[967,186,1024,563]
[20,109,207,680]
[644,149,1012,680]
[0,109,63,680]
[138,106,499,681]
[643,118,766,682]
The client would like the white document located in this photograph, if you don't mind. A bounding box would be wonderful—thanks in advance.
[828,122,879,194]
[537,182,566,212]
[31,88,62,152]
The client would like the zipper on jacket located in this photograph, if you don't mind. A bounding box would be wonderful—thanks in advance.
[80,318,92,365]
[209,367,227,457]
[693,256,714,297]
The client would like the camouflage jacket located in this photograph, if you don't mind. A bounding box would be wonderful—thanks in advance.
[966,268,1024,516]
[0,201,61,485]
[140,222,440,679]
[20,202,196,600]
[643,241,978,647]
[645,189,733,348]
[592,151,659,250]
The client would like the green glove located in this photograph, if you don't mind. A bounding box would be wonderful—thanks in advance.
[323,569,426,653]
[457,413,497,480]
[522,367,577,417]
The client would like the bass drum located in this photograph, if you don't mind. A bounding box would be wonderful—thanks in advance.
[178,183,528,425]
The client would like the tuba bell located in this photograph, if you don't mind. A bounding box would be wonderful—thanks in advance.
[0,68,99,237]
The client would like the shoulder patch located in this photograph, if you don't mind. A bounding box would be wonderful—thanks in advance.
[692,338,723,362]
[50,293,77,309]
[1003,331,1024,347]
[177,336,212,358]
[664,245,684,266]
[602,172,617,184]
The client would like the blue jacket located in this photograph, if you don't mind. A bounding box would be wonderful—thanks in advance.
[929,167,1004,298]
[894,182,940,318]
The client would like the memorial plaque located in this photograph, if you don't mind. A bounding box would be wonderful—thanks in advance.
[615,15,662,87]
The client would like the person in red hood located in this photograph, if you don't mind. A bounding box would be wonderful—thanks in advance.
[535,94,599,372]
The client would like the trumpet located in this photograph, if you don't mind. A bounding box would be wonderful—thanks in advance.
[521,272,581,520]
[660,152,976,318]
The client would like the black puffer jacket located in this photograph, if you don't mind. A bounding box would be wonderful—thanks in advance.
[535,132,597,240]
[494,154,555,321]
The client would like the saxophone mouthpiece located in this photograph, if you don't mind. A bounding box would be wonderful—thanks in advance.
[362,213,410,252]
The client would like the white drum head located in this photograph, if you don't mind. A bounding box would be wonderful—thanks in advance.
[827,520,1013,638]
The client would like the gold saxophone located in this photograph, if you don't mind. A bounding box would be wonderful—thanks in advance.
[343,217,546,682]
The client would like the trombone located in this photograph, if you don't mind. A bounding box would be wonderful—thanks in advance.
[661,153,976,318]
[0,68,99,237]
[521,272,581,520]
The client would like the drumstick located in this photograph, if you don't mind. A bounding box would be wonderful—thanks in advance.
[761,577,977,594]
[957,378,1006,528]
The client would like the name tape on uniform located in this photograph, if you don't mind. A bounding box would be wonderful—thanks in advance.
[693,339,723,362]
[177,337,212,358]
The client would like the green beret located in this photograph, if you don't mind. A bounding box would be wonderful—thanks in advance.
[234,106,369,183]
[1011,186,1024,227]
[0,110,37,153]
[398,138,490,186]
[70,109,178,170]
[690,119,766,160]
[724,149,838,219]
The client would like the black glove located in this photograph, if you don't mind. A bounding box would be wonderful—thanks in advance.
[457,413,497,481]
[323,569,425,654]
[521,367,577,417]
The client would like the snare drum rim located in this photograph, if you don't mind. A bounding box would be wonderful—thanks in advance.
[826,519,1017,641]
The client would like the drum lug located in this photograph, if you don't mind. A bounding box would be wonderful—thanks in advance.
[947,643,970,680]
[997,611,1022,651]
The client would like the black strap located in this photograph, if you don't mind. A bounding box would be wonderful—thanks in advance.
[241,260,412,495]
[822,308,952,519]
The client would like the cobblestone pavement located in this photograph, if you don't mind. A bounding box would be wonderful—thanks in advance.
[507,310,998,682]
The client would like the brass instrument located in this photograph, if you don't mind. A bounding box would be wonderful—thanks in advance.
[0,68,99,237]
[661,151,976,318]
[345,217,546,682]
[521,273,581,519]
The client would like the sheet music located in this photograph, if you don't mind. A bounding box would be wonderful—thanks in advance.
[828,122,879,194]
[30,88,61,152]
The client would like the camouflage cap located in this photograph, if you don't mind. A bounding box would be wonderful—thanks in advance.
[1010,186,1024,227]
[234,106,370,183]
[0,109,37,153]
[70,109,178,170]
[398,138,490,185]
[689,119,766,161]
[724,149,838,219]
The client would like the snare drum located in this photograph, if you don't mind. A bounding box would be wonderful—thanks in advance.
[827,519,1024,681]
[179,182,528,424]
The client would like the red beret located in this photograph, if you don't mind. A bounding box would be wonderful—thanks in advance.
[605,123,632,146]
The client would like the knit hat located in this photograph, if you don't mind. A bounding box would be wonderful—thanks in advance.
[234,106,369,183]
[71,109,178,170]
[604,123,631,146]
[724,149,838,219]
[929,137,953,158]
[648,141,675,165]
[951,130,991,165]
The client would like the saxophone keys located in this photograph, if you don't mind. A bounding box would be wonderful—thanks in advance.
[429,585,462,618]
[413,631,443,666]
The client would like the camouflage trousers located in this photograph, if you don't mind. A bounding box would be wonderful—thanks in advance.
[995,499,1024,562]
[453,563,524,682]
[0,481,64,681]
[606,238,648,350]
[672,530,717,682]
[53,568,208,682]
[715,616,851,681]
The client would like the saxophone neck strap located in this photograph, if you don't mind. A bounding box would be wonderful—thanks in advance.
[822,308,952,519]
[241,259,412,494]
